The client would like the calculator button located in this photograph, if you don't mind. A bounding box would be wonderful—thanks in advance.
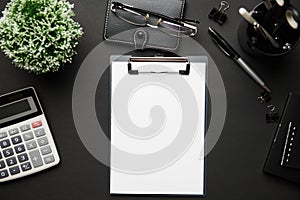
[26,141,37,150]
[0,170,9,179]
[20,124,31,132]
[37,137,49,147]
[14,144,26,154]
[8,128,19,136]
[23,132,34,141]
[3,148,14,157]
[44,155,55,164]
[0,139,11,148]
[11,135,22,145]
[29,150,43,168]
[21,162,32,172]
[9,166,20,175]
[34,128,46,137]
[17,153,29,163]
[6,157,17,166]
[32,121,42,128]
[41,146,52,155]
[0,160,5,169]
[0,151,2,159]
[0,132,7,139]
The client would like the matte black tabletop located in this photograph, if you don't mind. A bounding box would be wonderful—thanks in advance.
[1,0,300,199]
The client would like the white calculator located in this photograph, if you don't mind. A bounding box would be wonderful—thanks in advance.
[0,87,60,182]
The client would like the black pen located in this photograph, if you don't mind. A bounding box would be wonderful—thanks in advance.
[208,27,272,93]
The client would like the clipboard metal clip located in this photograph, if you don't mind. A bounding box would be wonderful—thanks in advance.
[127,57,190,75]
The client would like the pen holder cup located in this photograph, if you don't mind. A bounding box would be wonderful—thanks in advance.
[238,1,300,56]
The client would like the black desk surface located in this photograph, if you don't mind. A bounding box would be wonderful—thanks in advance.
[1,0,300,199]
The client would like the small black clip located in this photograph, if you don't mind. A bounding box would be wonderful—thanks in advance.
[209,1,230,25]
[257,91,272,104]
[266,113,280,123]
[266,104,280,123]
[257,91,279,124]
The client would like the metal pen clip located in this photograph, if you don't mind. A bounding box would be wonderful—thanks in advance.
[253,22,268,40]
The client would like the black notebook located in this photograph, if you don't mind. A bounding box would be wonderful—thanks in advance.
[264,92,300,183]
[104,0,186,50]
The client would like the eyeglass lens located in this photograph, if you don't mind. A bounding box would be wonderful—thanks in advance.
[158,20,196,37]
[114,7,147,26]
[113,3,197,37]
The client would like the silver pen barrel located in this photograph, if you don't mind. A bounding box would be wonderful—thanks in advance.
[236,58,271,93]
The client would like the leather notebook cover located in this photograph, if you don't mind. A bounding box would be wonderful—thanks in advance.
[264,92,300,183]
[104,0,185,50]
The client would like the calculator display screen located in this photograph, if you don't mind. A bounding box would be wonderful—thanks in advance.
[0,100,31,120]
[0,97,38,125]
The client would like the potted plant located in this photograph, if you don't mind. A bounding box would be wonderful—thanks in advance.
[0,0,83,74]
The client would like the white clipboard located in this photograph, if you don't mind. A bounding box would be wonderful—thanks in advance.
[110,56,207,195]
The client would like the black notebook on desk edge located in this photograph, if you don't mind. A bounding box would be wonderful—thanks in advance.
[264,92,300,183]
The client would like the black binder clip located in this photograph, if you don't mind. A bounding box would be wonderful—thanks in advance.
[257,91,272,104]
[266,105,280,123]
[209,1,230,25]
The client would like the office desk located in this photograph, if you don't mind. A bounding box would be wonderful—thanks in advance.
[0,0,300,199]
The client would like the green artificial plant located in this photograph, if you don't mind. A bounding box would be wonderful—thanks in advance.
[0,0,83,74]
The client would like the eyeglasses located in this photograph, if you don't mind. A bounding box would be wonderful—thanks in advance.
[111,1,199,37]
